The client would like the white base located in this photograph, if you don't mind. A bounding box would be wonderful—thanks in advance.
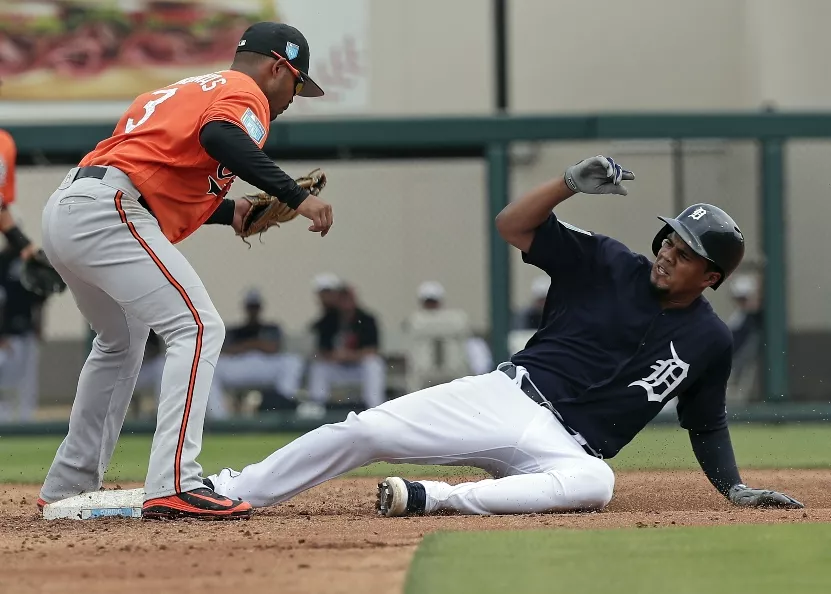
[42,488,146,520]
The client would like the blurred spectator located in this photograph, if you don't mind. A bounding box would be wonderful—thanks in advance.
[514,275,550,330]
[406,281,493,383]
[303,284,385,418]
[208,288,304,418]
[0,242,47,422]
[312,272,343,315]
[417,281,445,311]
[726,273,763,404]
[0,287,12,414]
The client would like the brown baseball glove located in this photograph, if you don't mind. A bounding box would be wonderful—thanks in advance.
[237,168,327,243]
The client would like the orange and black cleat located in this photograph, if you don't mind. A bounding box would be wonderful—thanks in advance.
[142,487,253,520]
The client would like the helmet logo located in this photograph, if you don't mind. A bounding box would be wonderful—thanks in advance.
[688,207,707,221]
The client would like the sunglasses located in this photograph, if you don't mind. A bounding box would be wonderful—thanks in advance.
[271,51,305,96]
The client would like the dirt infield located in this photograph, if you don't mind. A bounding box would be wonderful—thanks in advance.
[1,469,828,594]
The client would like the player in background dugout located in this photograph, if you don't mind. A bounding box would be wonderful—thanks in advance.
[0,80,45,271]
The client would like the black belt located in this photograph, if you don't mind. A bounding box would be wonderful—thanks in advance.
[498,362,556,410]
[73,166,155,217]
[74,165,107,181]
[498,362,602,459]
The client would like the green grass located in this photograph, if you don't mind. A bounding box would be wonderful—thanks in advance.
[608,422,831,471]
[1,423,830,484]
[405,523,831,594]
[0,434,302,484]
[0,432,488,484]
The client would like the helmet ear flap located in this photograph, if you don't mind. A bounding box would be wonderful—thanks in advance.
[651,224,672,257]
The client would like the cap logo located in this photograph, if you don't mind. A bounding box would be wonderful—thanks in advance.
[238,39,246,47]
[688,207,707,221]
[286,41,299,60]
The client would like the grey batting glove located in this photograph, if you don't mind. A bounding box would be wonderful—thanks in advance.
[563,155,635,196]
[728,484,804,509]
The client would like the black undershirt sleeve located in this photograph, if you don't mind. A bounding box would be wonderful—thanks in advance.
[199,120,309,212]
[204,198,235,225]
[688,427,742,497]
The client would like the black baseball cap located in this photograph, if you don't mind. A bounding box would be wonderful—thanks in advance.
[236,22,324,98]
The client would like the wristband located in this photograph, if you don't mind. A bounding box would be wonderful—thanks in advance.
[4,226,32,254]
[205,199,235,226]
[284,187,310,211]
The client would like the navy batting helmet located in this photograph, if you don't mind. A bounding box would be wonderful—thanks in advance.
[651,203,745,290]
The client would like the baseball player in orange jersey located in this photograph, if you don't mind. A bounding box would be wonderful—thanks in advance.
[37,22,332,520]
[0,125,41,263]
[0,80,66,423]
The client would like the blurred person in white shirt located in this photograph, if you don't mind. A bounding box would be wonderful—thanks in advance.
[409,281,493,376]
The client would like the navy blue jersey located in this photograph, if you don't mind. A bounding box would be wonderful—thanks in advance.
[510,214,733,458]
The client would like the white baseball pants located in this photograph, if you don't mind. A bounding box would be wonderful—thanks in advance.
[210,367,615,515]
[39,166,224,502]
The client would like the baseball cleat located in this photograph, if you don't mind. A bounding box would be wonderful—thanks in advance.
[376,477,426,517]
[142,487,253,521]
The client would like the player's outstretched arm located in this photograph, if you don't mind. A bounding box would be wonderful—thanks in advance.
[689,427,803,509]
[495,155,634,253]
[200,121,332,236]
[496,176,575,253]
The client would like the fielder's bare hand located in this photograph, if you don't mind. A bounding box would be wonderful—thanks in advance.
[231,197,254,235]
[297,194,333,237]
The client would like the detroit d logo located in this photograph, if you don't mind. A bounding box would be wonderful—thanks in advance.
[629,341,690,402]
[688,207,707,220]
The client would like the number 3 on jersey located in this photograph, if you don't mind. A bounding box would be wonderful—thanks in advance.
[125,88,179,134]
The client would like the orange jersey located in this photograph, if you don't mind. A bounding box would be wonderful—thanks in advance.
[80,70,271,243]
[0,129,16,207]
